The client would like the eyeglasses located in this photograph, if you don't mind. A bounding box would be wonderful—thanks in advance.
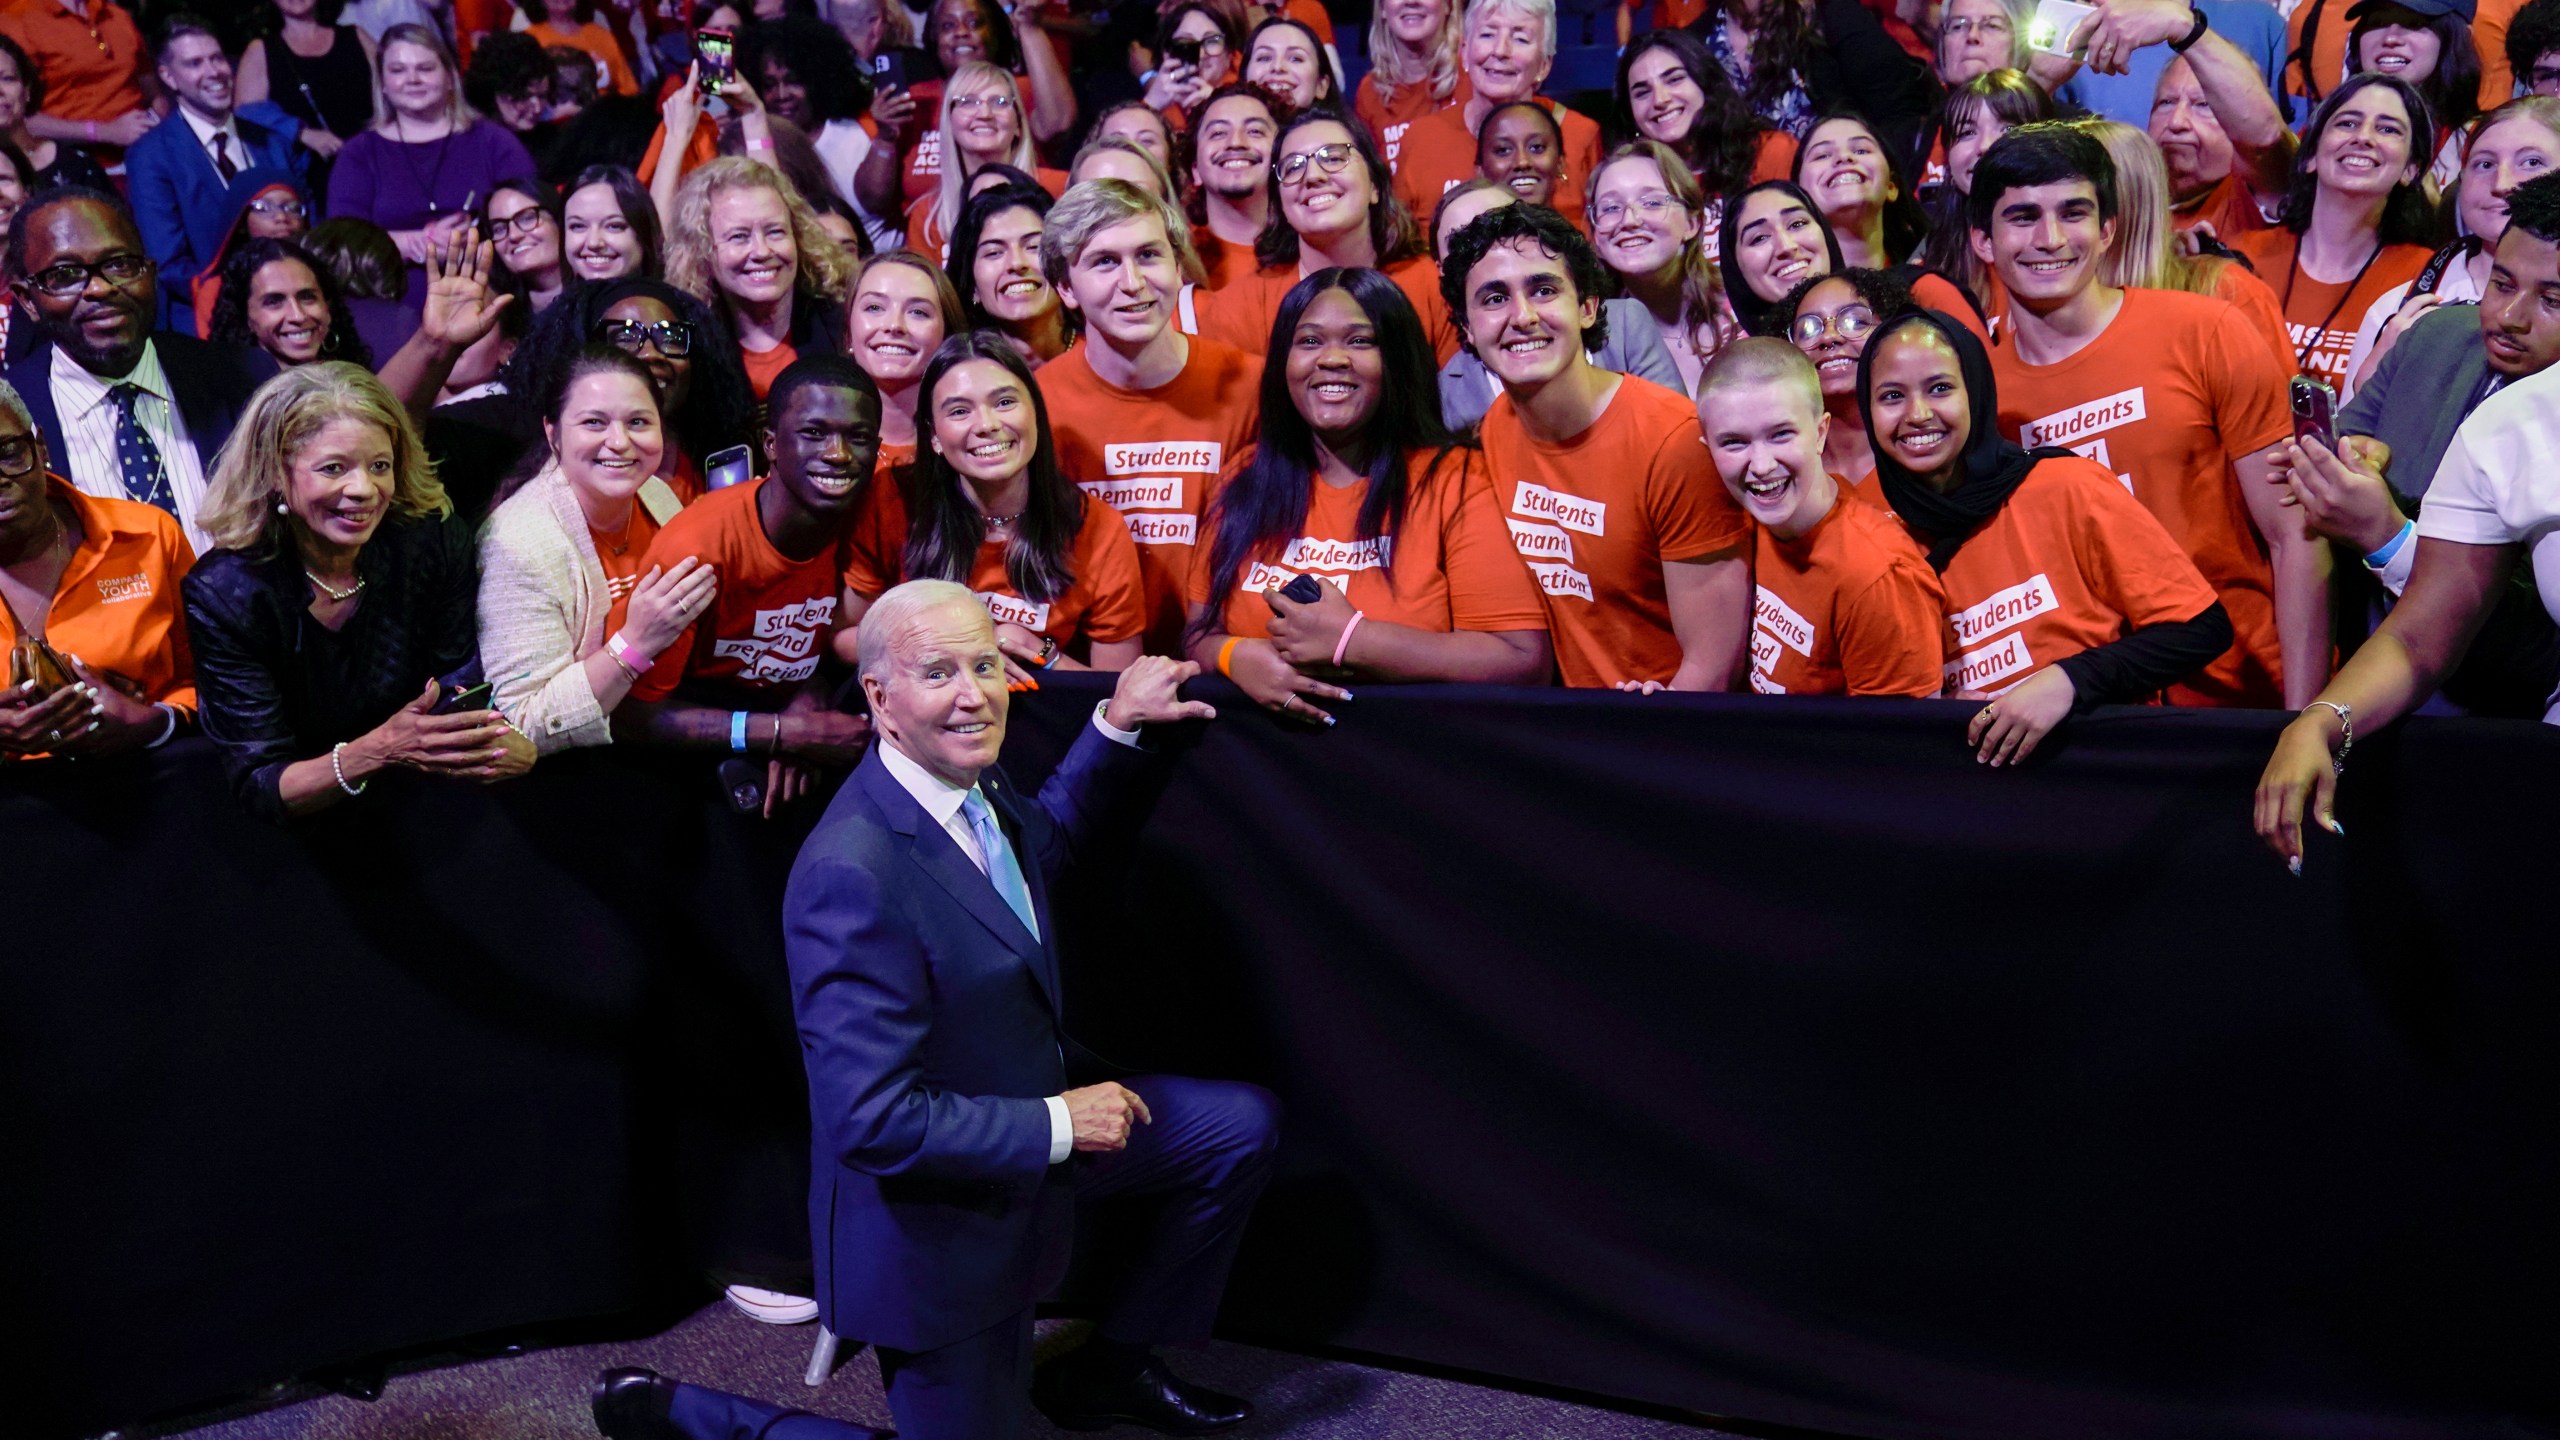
[951,92,1017,114]
[601,318,695,357]
[1790,306,1880,345]
[0,435,35,476]
[1591,192,1688,227]
[1940,14,2012,37]
[487,207,553,236]
[1275,142,1355,185]
[22,252,150,297]
[246,198,307,219]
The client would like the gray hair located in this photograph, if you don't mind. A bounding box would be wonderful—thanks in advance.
[1462,0,1556,63]
[857,579,988,687]
[0,379,34,440]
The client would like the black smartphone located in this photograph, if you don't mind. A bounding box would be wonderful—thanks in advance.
[434,680,495,715]
[696,27,735,87]
[1164,34,1203,66]
[707,443,752,490]
[868,48,915,89]
[2290,375,2338,452]
[1279,573,1324,604]
[716,757,765,814]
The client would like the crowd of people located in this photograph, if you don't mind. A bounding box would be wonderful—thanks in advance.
[2,0,2557,850]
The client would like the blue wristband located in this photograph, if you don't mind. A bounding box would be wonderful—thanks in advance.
[2363,519,2415,569]
[730,710,750,752]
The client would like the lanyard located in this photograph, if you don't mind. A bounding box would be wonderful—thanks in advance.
[2279,235,2384,374]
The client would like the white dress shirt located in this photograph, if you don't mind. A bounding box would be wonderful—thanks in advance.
[52,341,214,555]
[876,702,1145,1163]
[178,104,244,177]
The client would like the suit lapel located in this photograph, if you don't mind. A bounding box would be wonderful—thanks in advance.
[857,751,1058,1012]
[980,769,1063,1013]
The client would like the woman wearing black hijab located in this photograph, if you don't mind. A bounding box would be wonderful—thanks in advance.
[1859,309,2232,766]
[1720,178,1987,340]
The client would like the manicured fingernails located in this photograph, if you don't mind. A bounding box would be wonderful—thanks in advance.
[1319,713,1336,727]
[2327,818,2344,836]
[2288,854,2304,876]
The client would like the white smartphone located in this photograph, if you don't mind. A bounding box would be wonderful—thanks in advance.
[2028,0,2096,55]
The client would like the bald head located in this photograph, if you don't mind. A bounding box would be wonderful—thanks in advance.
[1697,337,1824,420]
[859,579,1013,786]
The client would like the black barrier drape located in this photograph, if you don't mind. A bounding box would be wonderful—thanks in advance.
[8,685,2559,1438]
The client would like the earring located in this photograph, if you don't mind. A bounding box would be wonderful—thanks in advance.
[275,500,288,514]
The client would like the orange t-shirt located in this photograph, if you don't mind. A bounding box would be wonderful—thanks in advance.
[590,499,671,610]
[844,487,1147,651]
[1989,286,2292,707]
[1191,255,1460,365]
[1353,71,1473,169]
[1480,375,1752,688]
[1189,445,1547,640]
[1280,0,1336,44]
[2232,229,2433,382]
[0,478,195,715]
[898,73,1046,204]
[1749,492,1946,697]
[0,0,144,125]
[2476,0,2532,107]
[1911,271,1991,344]
[1387,99,1605,232]
[904,165,1070,258]
[529,20,638,96]
[2171,172,2273,242]
[2206,258,2294,373]
[1037,336,1264,654]
[741,341,799,402]
[629,477,847,706]
[1930,456,2222,698]
[1835,463,1888,512]
[1194,230,1264,293]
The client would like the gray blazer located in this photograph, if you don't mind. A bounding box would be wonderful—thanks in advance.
[2339,303,2491,501]
[1437,298,1685,429]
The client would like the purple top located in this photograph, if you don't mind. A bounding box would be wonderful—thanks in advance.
[328,120,540,301]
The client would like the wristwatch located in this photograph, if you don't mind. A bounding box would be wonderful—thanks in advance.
[2170,5,2210,54]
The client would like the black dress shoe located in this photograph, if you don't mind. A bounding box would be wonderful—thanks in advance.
[592,1367,684,1440]
[1031,1355,1252,1435]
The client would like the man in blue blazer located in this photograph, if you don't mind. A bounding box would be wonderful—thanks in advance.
[123,19,306,335]
[593,580,1278,1440]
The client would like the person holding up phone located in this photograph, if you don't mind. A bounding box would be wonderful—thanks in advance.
[184,363,534,823]
[1185,269,1550,723]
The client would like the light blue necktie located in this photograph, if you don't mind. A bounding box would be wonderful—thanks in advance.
[961,791,1040,942]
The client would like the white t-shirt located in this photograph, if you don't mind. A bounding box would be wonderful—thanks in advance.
[2413,362,2560,721]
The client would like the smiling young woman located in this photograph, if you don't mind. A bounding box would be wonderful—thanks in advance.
[667,156,856,402]
[206,237,372,371]
[846,249,969,474]
[326,24,541,288]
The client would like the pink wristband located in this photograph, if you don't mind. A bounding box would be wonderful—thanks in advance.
[605,631,651,679]
[1331,610,1365,669]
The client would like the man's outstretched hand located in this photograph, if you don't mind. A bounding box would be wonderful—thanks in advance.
[1104,656,1218,731]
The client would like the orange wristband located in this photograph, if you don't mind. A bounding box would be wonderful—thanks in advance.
[1215,636,1241,678]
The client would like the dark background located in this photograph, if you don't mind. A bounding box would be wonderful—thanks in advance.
[8,678,2556,1438]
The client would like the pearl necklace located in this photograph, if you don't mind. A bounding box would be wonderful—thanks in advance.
[306,569,365,602]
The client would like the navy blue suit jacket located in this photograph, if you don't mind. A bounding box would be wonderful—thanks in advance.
[3,333,278,484]
[783,720,1153,1353]
[125,110,305,330]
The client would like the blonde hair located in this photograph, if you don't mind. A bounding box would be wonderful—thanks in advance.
[1595,141,1733,362]
[667,156,855,313]
[1042,178,1203,292]
[1367,0,1462,109]
[2081,119,2215,295]
[198,363,447,555]
[1070,135,1179,204]
[929,63,1038,255]
[370,23,480,132]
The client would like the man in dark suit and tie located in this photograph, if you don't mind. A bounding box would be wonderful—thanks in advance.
[123,18,306,335]
[593,579,1279,1440]
[4,186,277,558]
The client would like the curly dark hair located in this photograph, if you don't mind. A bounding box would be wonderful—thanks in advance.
[464,30,553,112]
[1777,264,1915,341]
[0,33,44,115]
[2508,0,2560,83]
[1702,0,1821,126]
[496,277,756,468]
[206,237,372,367]
[1612,28,1765,199]
[924,0,1021,78]
[2509,169,2560,244]
[738,15,872,125]
[1438,199,1613,356]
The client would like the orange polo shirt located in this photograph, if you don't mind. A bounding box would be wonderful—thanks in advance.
[1191,254,1460,365]
[1386,98,1605,231]
[844,487,1147,653]
[0,0,144,125]
[1750,492,1946,698]
[1480,374,1751,689]
[0,477,196,714]
[1930,455,2223,698]
[1038,335,1263,653]
[1190,444,1547,640]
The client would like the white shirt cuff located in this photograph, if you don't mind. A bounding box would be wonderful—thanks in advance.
[1091,700,1143,749]
[1045,1094,1073,1164]
[2375,534,2417,598]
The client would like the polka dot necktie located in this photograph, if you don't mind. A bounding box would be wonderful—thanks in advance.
[108,384,176,516]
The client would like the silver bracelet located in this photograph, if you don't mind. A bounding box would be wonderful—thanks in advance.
[331,740,368,796]
[142,702,180,750]
[2303,700,2353,774]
